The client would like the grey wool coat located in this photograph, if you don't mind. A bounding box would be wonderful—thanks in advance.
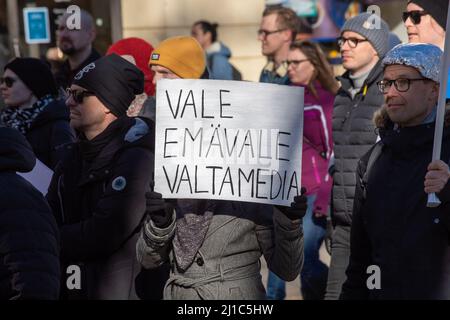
[136,201,303,300]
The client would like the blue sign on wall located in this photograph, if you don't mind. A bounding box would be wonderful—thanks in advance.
[23,7,50,44]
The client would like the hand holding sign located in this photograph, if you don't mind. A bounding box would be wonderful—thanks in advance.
[276,187,308,220]
[145,190,175,228]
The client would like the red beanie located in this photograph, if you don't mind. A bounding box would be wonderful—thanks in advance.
[107,37,155,96]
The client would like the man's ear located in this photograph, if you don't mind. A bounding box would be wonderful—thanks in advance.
[431,82,440,103]
[89,28,97,43]
[282,29,293,42]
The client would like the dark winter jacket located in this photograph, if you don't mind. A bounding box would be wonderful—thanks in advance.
[332,61,384,227]
[46,116,164,299]
[26,99,75,169]
[0,127,60,300]
[341,118,450,300]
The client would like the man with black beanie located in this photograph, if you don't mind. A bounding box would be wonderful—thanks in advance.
[404,0,448,49]
[46,54,165,299]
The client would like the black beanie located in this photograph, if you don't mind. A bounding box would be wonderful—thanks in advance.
[409,0,449,30]
[4,58,58,99]
[72,54,144,118]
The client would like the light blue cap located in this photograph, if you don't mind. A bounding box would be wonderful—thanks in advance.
[382,43,443,83]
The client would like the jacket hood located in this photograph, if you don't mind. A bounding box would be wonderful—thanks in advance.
[30,99,70,130]
[0,127,36,172]
[207,42,231,58]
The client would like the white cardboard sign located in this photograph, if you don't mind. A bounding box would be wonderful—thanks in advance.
[18,158,53,196]
[154,79,304,206]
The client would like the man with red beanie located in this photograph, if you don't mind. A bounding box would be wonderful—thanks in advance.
[107,38,155,97]
[107,38,156,118]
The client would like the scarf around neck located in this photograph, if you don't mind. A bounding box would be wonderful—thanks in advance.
[0,94,54,135]
[172,199,215,272]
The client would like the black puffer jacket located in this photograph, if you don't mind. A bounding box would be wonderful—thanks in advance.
[46,116,167,300]
[0,127,60,300]
[26,99,74,169]
[342,120,450,299]
[332,61,384,227]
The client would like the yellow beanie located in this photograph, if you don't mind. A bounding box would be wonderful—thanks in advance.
[149,36,206,79]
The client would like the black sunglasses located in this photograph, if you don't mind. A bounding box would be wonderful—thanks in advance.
[402,10,428,25]
[66,88,95,104]
[0,76,16,88]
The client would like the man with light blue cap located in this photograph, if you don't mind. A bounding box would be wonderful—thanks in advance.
[340,43,450,299]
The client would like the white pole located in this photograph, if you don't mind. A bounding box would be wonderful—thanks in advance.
[427,3,450,208]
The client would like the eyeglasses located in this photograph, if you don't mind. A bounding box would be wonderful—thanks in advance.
[286,59,309,67]
[402,10,428,25]
[377,78,429,94]
[257,29,286,39]
[66,88,95,104]
[337,37,369,48]
[0,76,16,88]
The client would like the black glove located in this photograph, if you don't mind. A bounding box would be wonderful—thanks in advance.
[276,187,308,220]
[145,191,176,228]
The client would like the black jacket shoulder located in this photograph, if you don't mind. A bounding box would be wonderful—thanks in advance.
[0,127,60,300]
[26,99,75,170]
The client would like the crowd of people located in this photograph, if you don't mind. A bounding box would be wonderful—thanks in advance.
[0,0,450,300]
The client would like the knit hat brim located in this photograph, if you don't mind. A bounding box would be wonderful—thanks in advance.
[341,12,390,58]
[150,52,203,79]
[409,0,449,30]
[72,54,144,118]
[5,58,58,99]
[149,36,206,80]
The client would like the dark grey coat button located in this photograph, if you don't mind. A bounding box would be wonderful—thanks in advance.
[196,257,204,266]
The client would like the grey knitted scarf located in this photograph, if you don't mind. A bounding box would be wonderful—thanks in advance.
[172,200,215,271]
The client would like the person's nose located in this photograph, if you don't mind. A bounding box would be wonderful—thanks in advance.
[152,72,162,86]
[404,16,414,28]
[385,83,398,98]
[257,32,265,42]
[66,95,76,108]
[287,63,295,71]
[340,40,351,53]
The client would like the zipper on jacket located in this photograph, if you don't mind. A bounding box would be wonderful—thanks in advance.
[342,82,367,125]
[57,174,66,224]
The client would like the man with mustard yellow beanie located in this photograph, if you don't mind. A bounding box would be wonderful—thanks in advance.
[149,36,207,82]
[137,36,207,121]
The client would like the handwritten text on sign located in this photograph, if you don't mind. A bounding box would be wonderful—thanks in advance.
[154,79,304,206]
